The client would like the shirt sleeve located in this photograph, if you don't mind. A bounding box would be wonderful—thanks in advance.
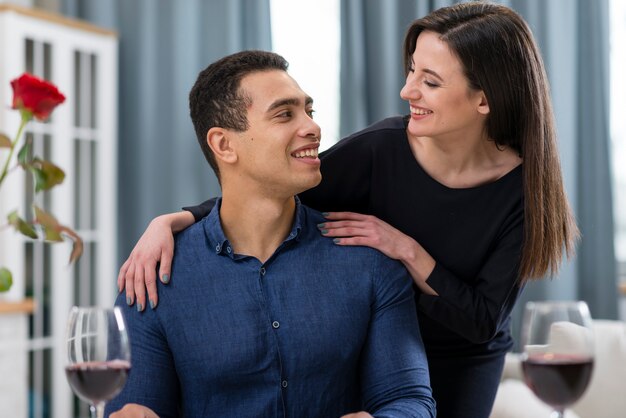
[182,197,217,223]
[105,295,181,418]
[419,205,524,343]
[360,256,437,418]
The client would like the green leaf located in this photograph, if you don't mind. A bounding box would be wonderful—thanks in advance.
[30,159,65,191]
[17,141,31,165]
[33,205,59,229]
[41,226,63,242]
[7,210,38,239]
[0,133,11,148]
[0,267,13,292]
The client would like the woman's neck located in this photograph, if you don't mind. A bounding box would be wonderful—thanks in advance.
[407,130,522,189]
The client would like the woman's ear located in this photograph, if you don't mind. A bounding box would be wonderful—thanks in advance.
[207,127,237,164]
[477,91,490,115]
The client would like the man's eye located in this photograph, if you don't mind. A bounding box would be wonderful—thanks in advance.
[277,111,292,118]
[307,109,316,118]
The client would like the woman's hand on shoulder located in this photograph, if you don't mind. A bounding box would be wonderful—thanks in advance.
[318,211,415,261]
[117,214,179,311]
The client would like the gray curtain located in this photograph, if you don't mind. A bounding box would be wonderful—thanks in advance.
[340,0,617,324]
[61,0,272,265]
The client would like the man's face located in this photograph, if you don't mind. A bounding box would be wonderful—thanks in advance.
[229,70,322,197]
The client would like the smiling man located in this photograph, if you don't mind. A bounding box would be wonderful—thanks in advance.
[106,50,435,418]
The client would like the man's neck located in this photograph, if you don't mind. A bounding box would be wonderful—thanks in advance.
[218,191,297,263]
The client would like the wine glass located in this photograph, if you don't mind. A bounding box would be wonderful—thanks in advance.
[520,301,594,418]
[65,306,131,418]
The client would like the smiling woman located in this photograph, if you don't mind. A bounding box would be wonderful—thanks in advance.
[269,0,340,151]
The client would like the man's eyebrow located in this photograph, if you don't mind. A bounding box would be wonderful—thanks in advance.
[266,96,314,113]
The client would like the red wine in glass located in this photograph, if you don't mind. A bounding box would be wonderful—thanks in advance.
[522,354,594,410]
[65,360,131,404]
[520,301,594,418]
[66,307,131,418]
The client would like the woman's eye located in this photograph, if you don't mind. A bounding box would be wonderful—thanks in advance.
[408,66,415,73]
[424,80,439,88]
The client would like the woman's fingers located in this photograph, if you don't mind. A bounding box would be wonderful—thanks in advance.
[117,259,130,293]
[144,265,158,309]
[124,262,136,306]
[322,211,370,221]
[133,265,146,312]
[158,241,174,285]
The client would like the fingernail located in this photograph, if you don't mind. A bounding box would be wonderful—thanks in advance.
[322,212,329,217]
[162,274,170,284]
[137,303,143,312]
[150,299,156,309]
[126,296,132,306]
[321,229,328,235]
[333,238,340,244]
[317,223,325,228]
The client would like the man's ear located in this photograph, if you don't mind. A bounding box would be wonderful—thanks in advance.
[207,127,237,164]
[477,91,490,115]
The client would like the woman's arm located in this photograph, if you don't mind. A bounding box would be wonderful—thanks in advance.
[118,199,217,310]
[117,211,194,311]
[321,209,524,343]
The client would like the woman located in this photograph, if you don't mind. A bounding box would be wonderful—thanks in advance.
[118,3,578,417]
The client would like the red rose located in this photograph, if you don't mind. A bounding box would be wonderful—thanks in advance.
[10,73,66,121]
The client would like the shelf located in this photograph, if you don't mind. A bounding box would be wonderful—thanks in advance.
[0,298,36,315]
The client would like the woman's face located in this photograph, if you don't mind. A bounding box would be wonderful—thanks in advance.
[400,30,489,141]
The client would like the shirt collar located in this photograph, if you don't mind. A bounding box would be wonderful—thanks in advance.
[204,196,305,259]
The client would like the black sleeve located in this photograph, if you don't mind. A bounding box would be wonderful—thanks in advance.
[420,205,524,343]
[182,197,217,222]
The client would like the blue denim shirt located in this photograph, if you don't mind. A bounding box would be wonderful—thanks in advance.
[107,198,435,418]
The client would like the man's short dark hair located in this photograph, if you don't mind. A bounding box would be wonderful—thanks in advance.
[189,50,289,179]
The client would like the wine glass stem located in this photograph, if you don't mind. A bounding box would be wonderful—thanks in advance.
[90,402,105,418]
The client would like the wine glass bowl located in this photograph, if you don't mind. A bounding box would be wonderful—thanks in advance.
[65,307,131,418]
[520,301,594,418]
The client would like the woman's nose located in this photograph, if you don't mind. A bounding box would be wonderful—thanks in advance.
[400,75,421,101]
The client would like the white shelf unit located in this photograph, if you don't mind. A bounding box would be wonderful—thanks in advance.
[0,5,118,418]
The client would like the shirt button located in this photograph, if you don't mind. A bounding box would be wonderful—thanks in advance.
[215,244,221,252]
[272,321,280,329]
[226,246,232,253]
[260,267,266,276]
[281,380,288,388]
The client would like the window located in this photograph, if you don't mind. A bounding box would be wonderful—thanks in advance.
[270,0,341,151]
[610,0,626,282]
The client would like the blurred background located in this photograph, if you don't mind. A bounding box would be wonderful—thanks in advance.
[0,0,623,417]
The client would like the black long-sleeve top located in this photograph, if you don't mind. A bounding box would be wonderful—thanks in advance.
[186,116,524,359]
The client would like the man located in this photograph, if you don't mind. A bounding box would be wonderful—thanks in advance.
[107,50,435,418]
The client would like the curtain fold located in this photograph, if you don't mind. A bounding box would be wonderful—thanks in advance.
[61,0,272,266]
[340,0,617,324]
